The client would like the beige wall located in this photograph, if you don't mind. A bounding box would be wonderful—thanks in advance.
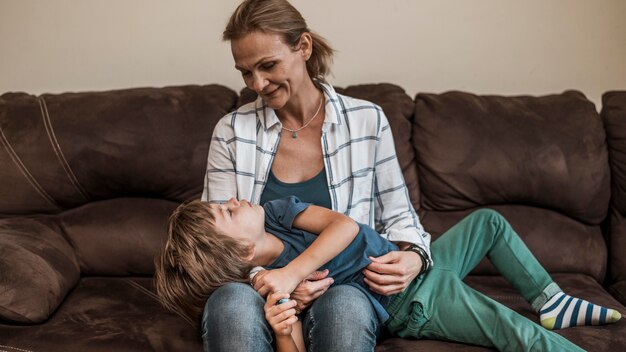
[1,0,624,108]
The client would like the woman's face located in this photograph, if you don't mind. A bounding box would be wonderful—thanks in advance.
[231,31,311,110]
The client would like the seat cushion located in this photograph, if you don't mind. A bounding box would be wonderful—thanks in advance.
[0,277,201,352]
[2,275,623,352]
[0,216,79,323]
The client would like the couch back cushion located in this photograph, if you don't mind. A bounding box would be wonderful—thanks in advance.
[0,85,238,216]
[414,91,610,279]
[59,198,177,275]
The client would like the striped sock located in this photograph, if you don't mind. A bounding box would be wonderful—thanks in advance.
[540,292,622,330]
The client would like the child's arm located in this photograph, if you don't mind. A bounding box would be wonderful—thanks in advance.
[255,205,359,296]
[265,292,305,352]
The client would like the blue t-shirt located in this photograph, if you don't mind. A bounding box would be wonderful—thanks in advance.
[260,168,332,209]
[263,196,399,323]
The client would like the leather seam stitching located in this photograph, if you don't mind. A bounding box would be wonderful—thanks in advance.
[124,278,161,303]
[0,122,59,209]
[124,279,194,326]
[39,97,90,202]
[0,344,36,352]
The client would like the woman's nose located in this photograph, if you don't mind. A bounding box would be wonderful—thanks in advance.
[252,72,268,93]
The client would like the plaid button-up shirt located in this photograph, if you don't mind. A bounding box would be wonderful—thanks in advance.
[202,83,431,255]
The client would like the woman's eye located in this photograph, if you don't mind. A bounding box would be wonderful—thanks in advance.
[241,71,251,77]
[262,63,275,70]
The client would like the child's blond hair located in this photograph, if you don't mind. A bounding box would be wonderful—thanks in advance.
[154,200,254,324]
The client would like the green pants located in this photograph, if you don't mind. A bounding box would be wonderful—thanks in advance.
[385,209,584,352]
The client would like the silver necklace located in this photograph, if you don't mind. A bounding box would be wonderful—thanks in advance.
[281,94,324,139]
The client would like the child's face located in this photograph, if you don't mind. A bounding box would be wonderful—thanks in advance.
[208,198,266,249]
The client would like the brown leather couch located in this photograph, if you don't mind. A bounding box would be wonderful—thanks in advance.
[1,84,625,351]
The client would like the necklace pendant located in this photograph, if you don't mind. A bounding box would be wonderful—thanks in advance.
[291,131,297,139]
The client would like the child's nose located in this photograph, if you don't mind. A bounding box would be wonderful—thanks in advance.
[227,198,240,207]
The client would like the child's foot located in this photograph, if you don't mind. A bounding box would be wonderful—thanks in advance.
[540,292,622,330]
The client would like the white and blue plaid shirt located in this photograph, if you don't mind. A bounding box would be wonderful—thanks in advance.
[201,83,431,255]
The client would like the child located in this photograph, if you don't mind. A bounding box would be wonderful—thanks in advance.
[155,196,621,352]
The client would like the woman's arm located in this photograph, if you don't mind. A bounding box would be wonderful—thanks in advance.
[202,117,238,203]
[364,111,432,295]
[253,205,359,296]
[373,112,431,254]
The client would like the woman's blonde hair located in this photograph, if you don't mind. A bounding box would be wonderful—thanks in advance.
[154,200,253,325]
[223,0,335,82]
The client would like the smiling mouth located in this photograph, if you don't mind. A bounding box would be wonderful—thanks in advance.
[264,87,279,98]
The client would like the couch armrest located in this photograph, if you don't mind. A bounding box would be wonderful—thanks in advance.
[0,217,79,323]
[603,91,626,299]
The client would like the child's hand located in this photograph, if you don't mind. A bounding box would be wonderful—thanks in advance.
[265,292,298,336]
[253,268,301,297]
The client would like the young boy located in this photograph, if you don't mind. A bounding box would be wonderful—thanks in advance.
[155,196,621,352]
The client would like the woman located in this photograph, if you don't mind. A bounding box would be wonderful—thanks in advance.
[200,0,431,351]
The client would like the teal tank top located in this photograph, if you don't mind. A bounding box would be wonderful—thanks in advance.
[260,168,332,209]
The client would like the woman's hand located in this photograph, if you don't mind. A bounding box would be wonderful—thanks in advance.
[363,251,421,296]
[253,268,301,297]
[253,269,334,312]
[265,292,298,336]
[290,269,334,313]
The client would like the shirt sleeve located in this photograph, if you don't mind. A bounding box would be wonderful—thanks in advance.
[201,116,237,203]
[264,196,311,230]
[373,109,432,259]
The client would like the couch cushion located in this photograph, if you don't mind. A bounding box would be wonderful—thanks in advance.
[414,90,609,225]
[0,85,238,217]
[0,217,79,323]
[60,198,177,276]
[0,277,201,352]
[2,276,621,352]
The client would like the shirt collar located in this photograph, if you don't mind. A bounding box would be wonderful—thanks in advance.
[257,81,341,131]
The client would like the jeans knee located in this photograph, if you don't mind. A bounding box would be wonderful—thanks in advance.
[315,286,376,322]
[305,285,378,351]
[201,283,266,338]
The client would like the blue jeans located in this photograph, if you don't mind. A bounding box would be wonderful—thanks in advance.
[202,283,379,352]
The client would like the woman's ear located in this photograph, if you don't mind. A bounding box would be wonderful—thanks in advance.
[299,32,313,60]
